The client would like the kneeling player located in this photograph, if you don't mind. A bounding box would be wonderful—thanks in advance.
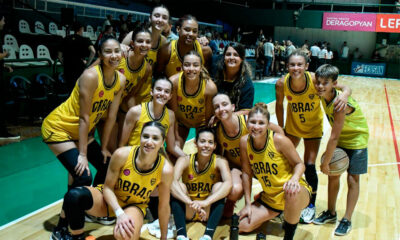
[171,128,232,240]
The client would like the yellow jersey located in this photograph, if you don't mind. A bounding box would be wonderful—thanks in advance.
[127,102,170,146]
[165,40,204,77]
[182,154,221,200]
[283,72,323,138]
[42,65,120,142]
[247,130,311,210]
[117,55,147,99]
[145,36,161,66]
[322,89,369,149]
[175,72,207,128]
[216,114,248,167]
[112,146,164,214]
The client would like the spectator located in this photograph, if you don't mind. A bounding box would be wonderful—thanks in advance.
[206,32,218,54]
[318,45,328,68]
[102,14,112,31]
[286,40,296,57]
[263,37,274,77]
[353,47,362,59]
[95,25,114,50]
[257,29,265,45]
[326,47,333,64]
[0,14,19,141]
[340,41,349,61]
[58,22,96,92]
[255,41,265,76]
[310,42,321,71]
[162,19,178,43]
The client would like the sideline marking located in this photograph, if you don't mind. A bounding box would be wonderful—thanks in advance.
[384,83,400,178]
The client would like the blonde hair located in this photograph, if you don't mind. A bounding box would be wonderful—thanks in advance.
[248,102,270,122]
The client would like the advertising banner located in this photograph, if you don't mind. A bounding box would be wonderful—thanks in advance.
[322,12,376,32]
[351,61,386,77]
[376,14,400,33]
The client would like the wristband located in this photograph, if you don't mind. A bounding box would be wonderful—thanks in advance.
[115,208,124,217]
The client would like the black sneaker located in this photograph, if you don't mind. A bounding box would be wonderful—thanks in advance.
[85,214,116,225]
[50,227,72,240]
[335,218,352,236]
[313,210,337,225]
[0,131,20,141]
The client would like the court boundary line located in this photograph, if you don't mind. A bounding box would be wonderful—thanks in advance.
[0,199,62,231]
[384,83,400,178]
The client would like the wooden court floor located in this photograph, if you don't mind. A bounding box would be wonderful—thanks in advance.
[0,75,399,240]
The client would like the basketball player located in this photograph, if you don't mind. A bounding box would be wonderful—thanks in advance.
[58,121,174,240]
[156,14,212,78]
[119,77,185,159]
[42,37,126,239]
[275,50,351,223]
[171,128,232,240]
[238,103,311,240]
[313,64,369,236]
[168,51,217,148]
[212,93,284,217]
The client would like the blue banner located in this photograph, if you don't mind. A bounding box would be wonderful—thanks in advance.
[351,61,386,77]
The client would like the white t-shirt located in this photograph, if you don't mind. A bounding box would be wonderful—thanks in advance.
[286,45,296,56]
[263,42,274,57]
[310,45,320,57]
[326,51,333,60]
[318,49,328,59]
[341,46,349,58]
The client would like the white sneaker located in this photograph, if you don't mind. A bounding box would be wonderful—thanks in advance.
[300,204,316,224]
[176,235,189,240]
[199,235,212,240]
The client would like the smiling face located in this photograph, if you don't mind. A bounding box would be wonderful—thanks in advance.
[99,39,122,68]
[182,54,201,81]
[179,19,198,45]
[224,46,243,70]
[315,77,336,98]
[247,112,269,138]
[151,79,172,105]
[140,125,164,154]
[288,55,308,79]
[150,7,169,31]
[195,131,216,158]
[213,94,234,121]
[131,31,151,56]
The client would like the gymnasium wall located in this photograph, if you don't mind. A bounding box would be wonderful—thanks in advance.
[275,0,380,3]
[274,26,378,58]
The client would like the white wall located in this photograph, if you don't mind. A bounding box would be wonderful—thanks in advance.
[274,26,377,58]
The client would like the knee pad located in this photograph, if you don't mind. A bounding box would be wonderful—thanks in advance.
[71,173,92,188]
[57,148,93,187]
[305,164,318,191]
[64,187,94,230]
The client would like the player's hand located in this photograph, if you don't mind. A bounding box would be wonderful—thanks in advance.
[238,204,252,224]
[75,154,90,176]
[4,50,10,58]
[190,200,206,212]
[115,211,135,240]
[283,178,300,197]
[334,93,348,112]
[199,208,208,221]
[101,148,112,164]
[320,163,330,175]
[208,114,219,127]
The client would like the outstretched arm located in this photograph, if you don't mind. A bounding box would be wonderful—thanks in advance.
[158,159,174,240]
[275,77,285,128]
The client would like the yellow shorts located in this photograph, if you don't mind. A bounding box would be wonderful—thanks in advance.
[96,184,147,217]
[41,120,74,143]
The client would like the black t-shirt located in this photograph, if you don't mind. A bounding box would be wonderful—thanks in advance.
[62,34,92,66]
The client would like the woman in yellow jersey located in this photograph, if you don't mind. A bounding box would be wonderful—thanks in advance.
[168,51,217,148]
[212,93,284,218]
[171,128,232,240]
[313,65,369,236]
[275,50,351,223]
[43,37,126,240]
[156,14,212,78]
[213,43,255,114]
[119,77,185,160]
[238,103,311,240]
[57,121,174,240]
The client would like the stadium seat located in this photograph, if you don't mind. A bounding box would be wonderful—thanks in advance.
[37,45,60,66]
[19,44,47,66]
[19,19,33,34]
[2,45,29,67]
[49,22,58,35]
[35,21,47,34]
[4,34,19,53]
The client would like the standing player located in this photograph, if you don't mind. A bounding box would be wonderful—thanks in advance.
[313,64,369,236]
[171,128,232,240]
[123,5,170,104]
[156,14,212,78]
[275,50,351,223]
[119,77,185,159]
[168,51,217,148]
[58,121,174,240]
[238,103,311,240]
[42,37,126,239]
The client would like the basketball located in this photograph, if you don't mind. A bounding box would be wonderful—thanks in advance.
[85,236,96,240]
[321,148,349,176]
